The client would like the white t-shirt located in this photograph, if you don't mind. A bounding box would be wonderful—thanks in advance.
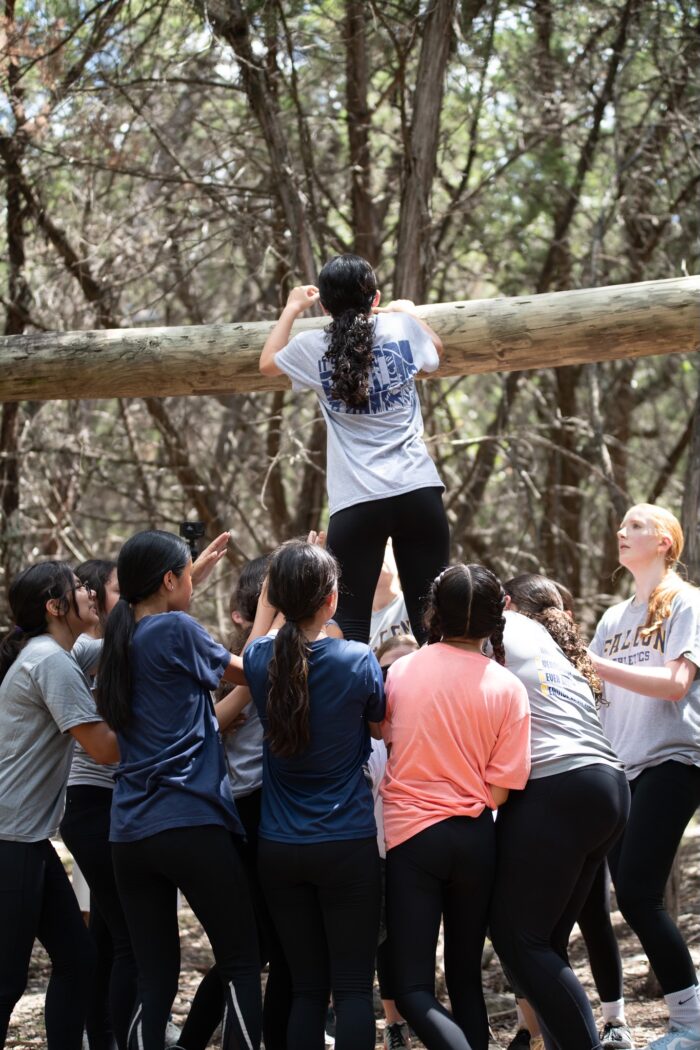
[590,590,700,780]
[275,313,443,515]
[369,593,411,654]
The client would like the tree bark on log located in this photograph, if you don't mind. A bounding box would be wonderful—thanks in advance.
[0,276,698,403]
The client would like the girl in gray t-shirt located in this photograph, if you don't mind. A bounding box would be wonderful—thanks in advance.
[589,503,700,1049]
[259,253,450,646]
[490,574,630,1050]
[0,560,118,1048]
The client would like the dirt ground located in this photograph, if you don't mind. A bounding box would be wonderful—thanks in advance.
[6,821,699,1049]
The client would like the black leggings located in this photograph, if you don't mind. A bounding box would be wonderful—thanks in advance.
[112,825,261,1050]
[326,486,450,644]
[577,861,624,1003]
[607,760,700,994]
[258,836,380,1050]
[178,790,292,1050]
[60,785,138,1050]
[503,859,624,1006]
[490,766,630,1050]
[387,812,496,1050]
[0,838,97,1049]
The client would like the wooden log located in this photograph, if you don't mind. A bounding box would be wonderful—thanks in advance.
[0,276,698,403]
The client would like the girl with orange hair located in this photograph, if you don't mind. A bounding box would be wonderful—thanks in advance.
[590,504,700,1050]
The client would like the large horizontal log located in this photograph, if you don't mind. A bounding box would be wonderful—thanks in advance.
[1,276,698,402]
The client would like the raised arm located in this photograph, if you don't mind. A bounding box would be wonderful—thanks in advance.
[260,285,320,376]
[373,299,443,357]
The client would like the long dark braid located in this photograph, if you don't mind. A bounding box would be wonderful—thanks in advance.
[318,254,378,409]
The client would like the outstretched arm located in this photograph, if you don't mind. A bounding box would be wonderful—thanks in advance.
[373,299,443,357]
[589,651,696,702]
[260,285,320,376]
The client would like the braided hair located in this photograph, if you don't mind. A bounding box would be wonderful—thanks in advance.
[318,254,378,409]
[424,564,507,664]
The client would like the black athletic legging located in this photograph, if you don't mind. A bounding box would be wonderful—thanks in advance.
[60,785,138,1050]
[607,760,700,994]
[178,789,292,1050]
[112,825,261,1050]
[503,860,624,1006]
[490,766,630,1050]
[258,836,380,1050]
[387,811,496,1050]
[326,486,450,644]
[0,838,97,1049]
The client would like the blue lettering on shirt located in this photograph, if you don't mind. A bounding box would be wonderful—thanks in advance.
[318,340,418,415]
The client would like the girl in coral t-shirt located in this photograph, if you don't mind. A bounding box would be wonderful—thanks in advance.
[381,564,531,1050]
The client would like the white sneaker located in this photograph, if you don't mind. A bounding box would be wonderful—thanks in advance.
[165,1019,182,1047]
[601,1021,634,1048]
[645,1024,700,1050]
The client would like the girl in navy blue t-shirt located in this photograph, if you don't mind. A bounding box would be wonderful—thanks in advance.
[243,539,385,1050]
[97,530,269,1050]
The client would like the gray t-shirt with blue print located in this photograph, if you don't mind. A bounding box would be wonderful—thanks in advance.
[590,590,700,780]
[275,313,443,515]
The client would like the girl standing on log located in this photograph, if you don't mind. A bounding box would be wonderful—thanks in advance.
[96,530,269,1050]
[0,562,119,1050]
[381,565,531,1050]
[589,505,700,1050]
[260,254,450,644]
[243,539,385,1050]
[491,574,630,1050]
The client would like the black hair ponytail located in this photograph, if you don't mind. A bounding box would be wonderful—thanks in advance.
[96,530,189,731]
[264,540,339,757]
[0,562,79,683]
[424,564,507,665]
[318,254,378,409]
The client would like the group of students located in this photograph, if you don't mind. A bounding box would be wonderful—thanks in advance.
[0,253,699,1050]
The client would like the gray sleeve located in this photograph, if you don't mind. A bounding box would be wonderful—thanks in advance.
[31,649,102,733]
[274,333,321,392]
[665,595,700,667]
[72,635,103,676]
[589,615,606,657]
[403,315,440,373]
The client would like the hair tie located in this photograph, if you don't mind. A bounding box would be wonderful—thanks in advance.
[13,624,26,635]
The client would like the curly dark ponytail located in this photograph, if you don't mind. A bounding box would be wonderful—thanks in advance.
[424,564,507,664]
[318,254,378,408]
[504,574,603,701]
[265,540,339,757]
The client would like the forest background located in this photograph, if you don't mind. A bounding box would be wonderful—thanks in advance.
[1,0,699,635]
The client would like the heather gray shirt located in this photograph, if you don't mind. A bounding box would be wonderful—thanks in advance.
[0,635,102,841]
[224,701,264,799]
[590,591,700,780]
[68,635,117,790]
[275,313,443,515]
[503,611,621,779]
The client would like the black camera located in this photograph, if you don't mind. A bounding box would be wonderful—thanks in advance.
[179,521,206,562]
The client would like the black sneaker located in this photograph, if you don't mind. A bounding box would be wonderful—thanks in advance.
[508,1031,531,1049]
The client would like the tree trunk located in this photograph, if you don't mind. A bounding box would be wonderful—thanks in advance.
[1,276,698,403]
[393,0,458,301]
